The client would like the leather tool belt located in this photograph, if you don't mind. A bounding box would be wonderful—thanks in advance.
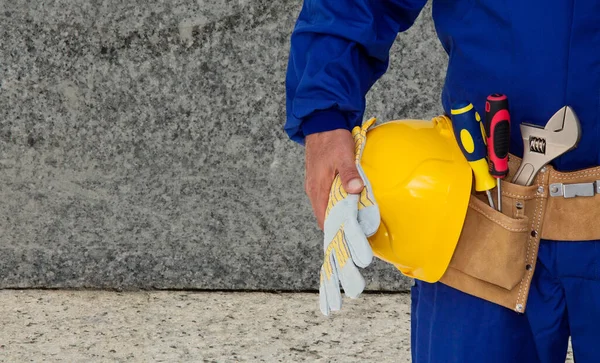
[439,154,600,313]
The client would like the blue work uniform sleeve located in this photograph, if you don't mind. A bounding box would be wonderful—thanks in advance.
[284,0,428,144]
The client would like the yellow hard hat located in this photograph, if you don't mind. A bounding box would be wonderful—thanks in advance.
[360,115,473,283]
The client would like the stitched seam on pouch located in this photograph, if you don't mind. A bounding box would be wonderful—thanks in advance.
[516,180,545,307]
[470,203,529,232]
[502,192,536,200]
[551,169,600,180]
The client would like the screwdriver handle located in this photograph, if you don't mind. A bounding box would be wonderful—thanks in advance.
[485,94,511,178]
[451,101,496,193]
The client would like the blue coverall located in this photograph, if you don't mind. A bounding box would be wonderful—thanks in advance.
[284,1,600,362]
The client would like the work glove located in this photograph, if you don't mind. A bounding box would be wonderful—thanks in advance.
[319,118,380,316]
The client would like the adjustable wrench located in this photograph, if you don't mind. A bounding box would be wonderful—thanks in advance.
[512,106,581,186]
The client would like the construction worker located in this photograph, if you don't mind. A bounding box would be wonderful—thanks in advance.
[284,1,600,363]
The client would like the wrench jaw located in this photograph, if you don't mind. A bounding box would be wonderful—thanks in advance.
[537,106,581,160]
[545,106,568,131]
[562,106,582,147]
[511,106,582,186]
[541,106,581,147]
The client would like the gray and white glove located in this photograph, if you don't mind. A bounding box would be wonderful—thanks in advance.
[319,118,380,316]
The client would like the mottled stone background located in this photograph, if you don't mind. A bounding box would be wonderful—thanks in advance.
[0,1,447,291]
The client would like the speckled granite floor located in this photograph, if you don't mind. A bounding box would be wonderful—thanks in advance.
[0,291,573,362]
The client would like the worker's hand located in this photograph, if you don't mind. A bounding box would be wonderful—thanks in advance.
[305,129,364,230]
[317,118,381,316]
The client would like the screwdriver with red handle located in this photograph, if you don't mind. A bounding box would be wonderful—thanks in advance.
[484,94,511,212]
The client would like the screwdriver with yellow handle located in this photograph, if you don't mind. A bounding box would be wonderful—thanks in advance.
[450,101,497,209]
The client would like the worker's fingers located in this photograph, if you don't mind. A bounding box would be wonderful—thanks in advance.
[304,171,332,230]
[335,144,363,195]
[304,145,333,230]
[305,129,357,230]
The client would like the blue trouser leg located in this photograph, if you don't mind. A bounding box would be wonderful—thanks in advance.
[522,241,570,363]
[532,241,600,363]
[410,279,540,362]
[411,240,600,363]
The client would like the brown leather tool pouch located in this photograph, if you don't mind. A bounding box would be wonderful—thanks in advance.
[439,155,551,313]
[439,155,600,312]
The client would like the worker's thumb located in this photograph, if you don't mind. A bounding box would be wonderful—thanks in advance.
[338,161,363,194]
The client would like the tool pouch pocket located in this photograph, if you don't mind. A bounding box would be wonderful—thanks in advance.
[447,195,530,291]
[440,175,546,313]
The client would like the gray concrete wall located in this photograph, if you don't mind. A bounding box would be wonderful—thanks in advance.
[0,1,447,291]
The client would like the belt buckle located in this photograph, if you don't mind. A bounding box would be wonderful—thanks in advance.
[549,180,600,198]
